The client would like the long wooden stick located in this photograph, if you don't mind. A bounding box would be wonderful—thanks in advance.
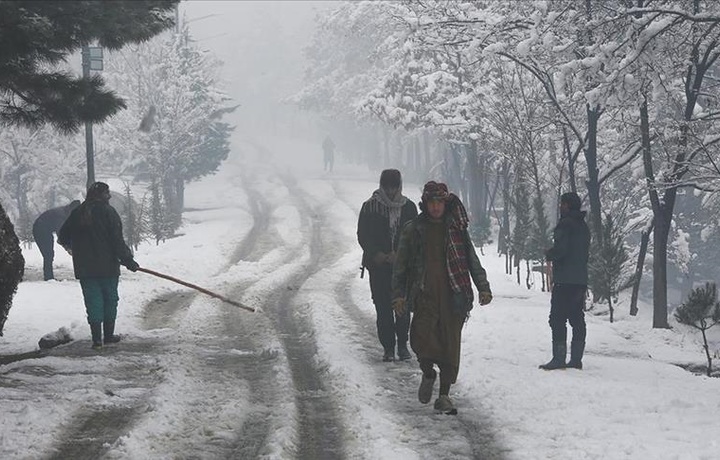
[137,267,255,313]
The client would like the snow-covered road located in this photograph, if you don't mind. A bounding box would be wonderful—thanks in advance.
[1,136,719,460]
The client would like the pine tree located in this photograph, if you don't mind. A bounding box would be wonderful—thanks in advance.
[511,182,532,287]
[0,203,23,335]
[0,1,179,132]
[529,194,553,291]
[149,179,166,245]
[589,214,629,323]
[674,282,720,377]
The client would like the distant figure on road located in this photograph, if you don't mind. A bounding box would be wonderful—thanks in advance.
[58,182,140,350]
[32,200,81,280]
[322,135,335,172]
[392,181,492,415]
[358,169,418,363]
[540,192,591,370]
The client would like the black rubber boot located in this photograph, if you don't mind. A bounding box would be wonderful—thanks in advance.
[103,321,121,344]
[397,343,411,361]
[90,322,103,349]
[382,348,395,362]
[539,342,566,370]
[566,341,585,369]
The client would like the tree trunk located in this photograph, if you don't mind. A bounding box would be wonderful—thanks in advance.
[640,96,671,329]
[609,296,614,323]
[701,328,712,377]
[383,127,390,167]
[526,259,532,290]
[423,131,431,172]
[563,127,577,193]
[585,105,603,245]
[175,177,185,213]
[630,220,653,316]
[414,135,421,179]
[467,140,482,224]
[652,211,672,329]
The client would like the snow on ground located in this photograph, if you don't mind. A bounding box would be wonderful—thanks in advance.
[2,135,720,459]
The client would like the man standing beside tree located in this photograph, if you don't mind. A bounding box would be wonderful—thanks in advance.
[358,169,417,362]
[541,192,591,370]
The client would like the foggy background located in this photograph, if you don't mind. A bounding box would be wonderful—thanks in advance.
[181,0,335,145]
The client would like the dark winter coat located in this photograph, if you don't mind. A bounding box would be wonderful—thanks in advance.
[357,198,417,271]
[545,209,591,286]
[57,199,135,279]
[392,213,490,316]
[32,203,77,237]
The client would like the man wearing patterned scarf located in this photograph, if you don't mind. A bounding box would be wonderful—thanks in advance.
[392,181,492,415]
[358,169,418,362]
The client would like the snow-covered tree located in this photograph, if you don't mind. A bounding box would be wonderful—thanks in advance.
[101,23,232,236]
[674,282,720,377]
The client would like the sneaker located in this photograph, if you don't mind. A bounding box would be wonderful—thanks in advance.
[397,345,412,361]
[382,349,395,362]
[91,342,103,350]
[433,395,457,415]
[104,335,122,345]
[418,370,436,404]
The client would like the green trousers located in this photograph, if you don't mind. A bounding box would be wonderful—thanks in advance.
[80,277,119,324]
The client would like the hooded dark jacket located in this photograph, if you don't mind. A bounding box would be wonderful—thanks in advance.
[546,209,591,286]
[57,199,134,279]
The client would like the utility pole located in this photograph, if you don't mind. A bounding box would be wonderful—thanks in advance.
[81,45,94,189]
[81,45,104,189]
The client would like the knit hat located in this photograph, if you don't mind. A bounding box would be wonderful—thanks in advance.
[379,169,402,188]
[421,181,449,203]
[87,182,110,201]
[560,192,582,211]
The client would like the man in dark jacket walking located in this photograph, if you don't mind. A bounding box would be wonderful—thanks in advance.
[58,182,139,350]
[541,192,591,370]
[392,181,492,414]
[32,200,81,280]
[358,169,418,362]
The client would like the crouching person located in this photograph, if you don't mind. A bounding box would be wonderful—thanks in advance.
[58,182,139,350]
[392,181,492,415]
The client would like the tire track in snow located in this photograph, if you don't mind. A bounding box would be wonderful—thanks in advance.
[263,172,348,459]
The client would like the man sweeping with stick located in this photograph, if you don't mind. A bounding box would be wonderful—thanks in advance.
[59,182,141,350]
[59,182,254,350]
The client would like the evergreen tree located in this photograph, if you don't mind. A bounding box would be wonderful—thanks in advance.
[0,1,179,132]
[529,194,553,291]
[674,282,720,377]
[101,22,232,236]
[511,182,532,286]
[470,215,492,255]
[589,214,630,323]
[149,179,167,245]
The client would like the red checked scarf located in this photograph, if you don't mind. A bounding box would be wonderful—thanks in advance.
[445,194,473,302]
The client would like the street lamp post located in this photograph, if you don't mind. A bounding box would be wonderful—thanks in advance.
[81,45,104,189]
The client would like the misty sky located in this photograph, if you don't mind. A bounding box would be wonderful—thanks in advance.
[181,1,336,136]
